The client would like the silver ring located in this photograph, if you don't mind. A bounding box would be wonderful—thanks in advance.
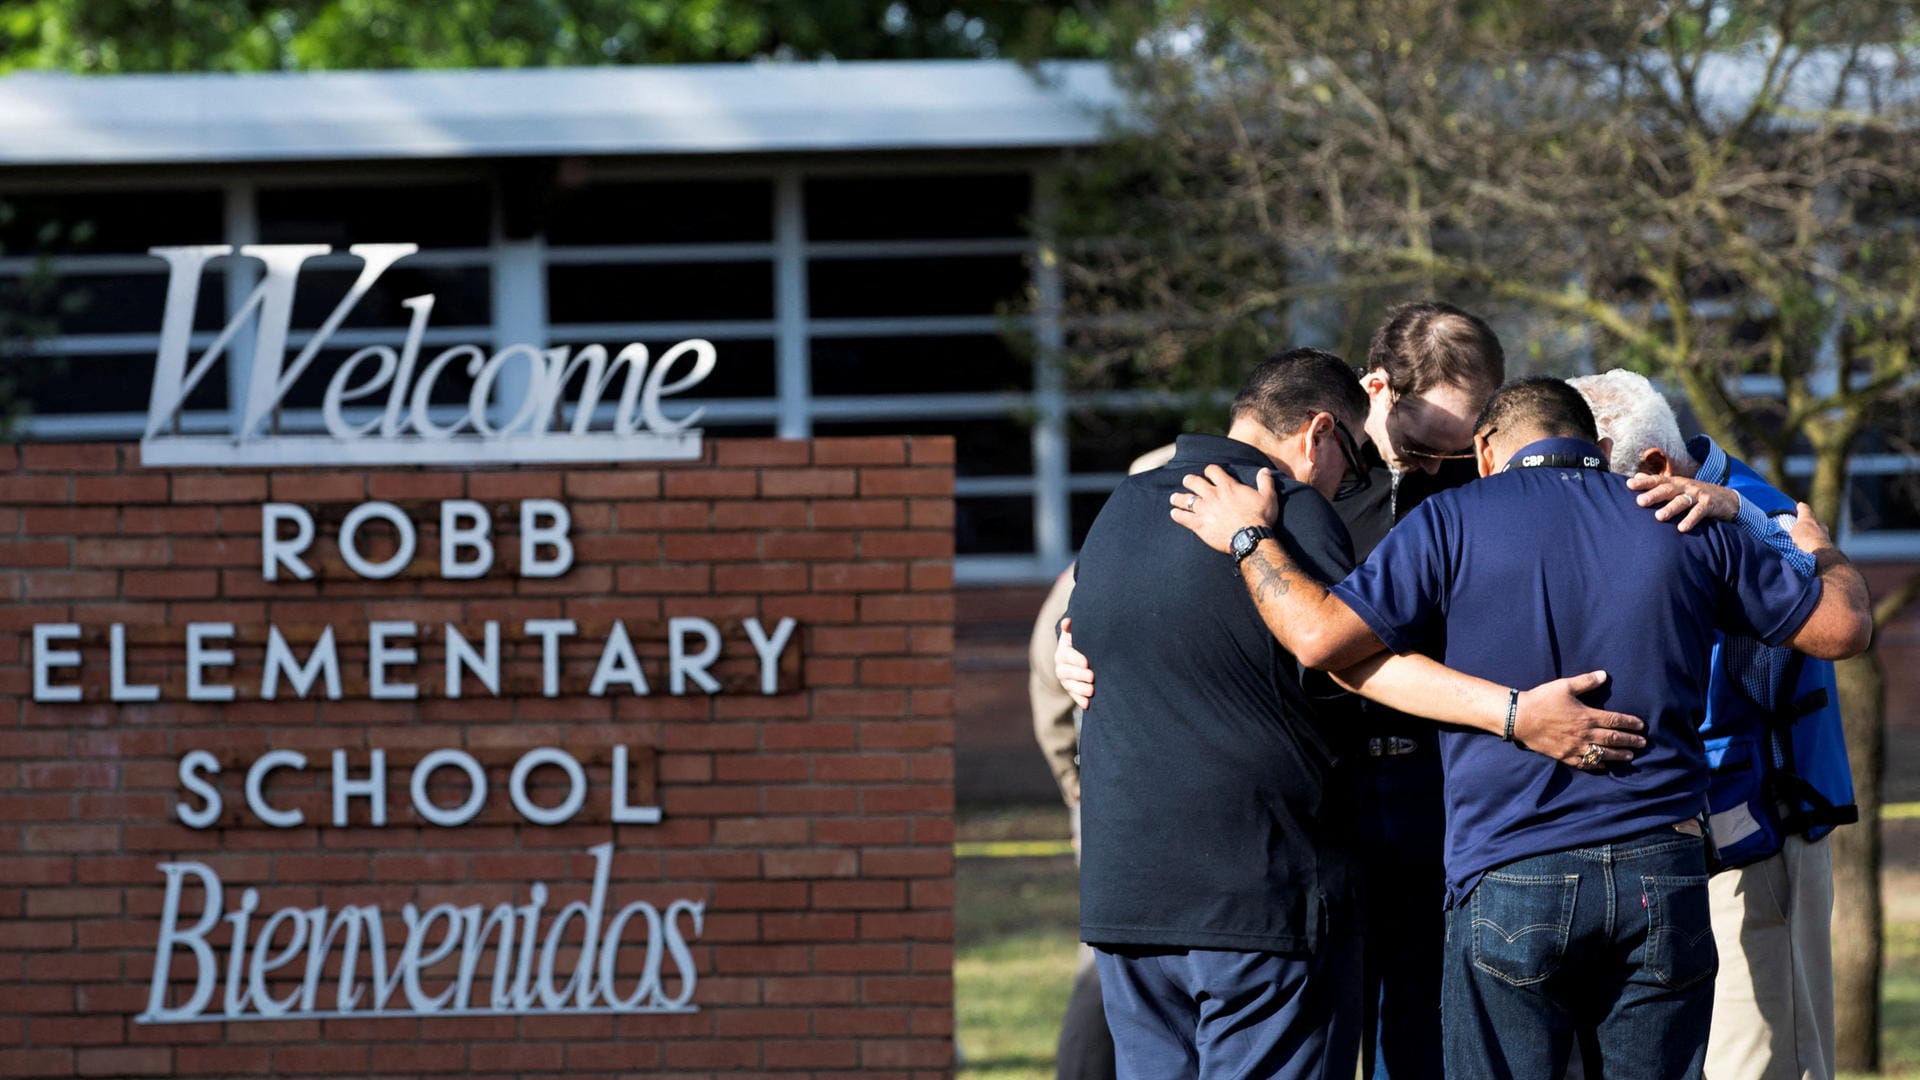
[1185,493,1198,510]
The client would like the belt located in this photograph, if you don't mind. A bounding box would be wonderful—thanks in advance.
[1367,736,1421,758]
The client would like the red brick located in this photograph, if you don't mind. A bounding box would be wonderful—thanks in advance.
[566,469,661,499]
[813,499,908,528]
[0,540,69,567]
[861,467,953,497]
[22,443,118,471]
[713,439,812,466]
[72,474,168,504]
[863,975,953,1004]
[77,1046,172,1076]
[124,569,219,599]
[664,469,758,498]
[861,658,954,687]
[763,1039,861,1068]
[815,438,909,466]
[173,473,268,502]
[0,475,70,503]
[466,470,563,499]
[764,849,858,878]
[716,564,807,593]
[24,507,117,535]
[762,467,858,497]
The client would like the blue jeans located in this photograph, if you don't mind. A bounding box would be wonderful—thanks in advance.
[1442,828,1717,1080]
[1095,938,1361,1080]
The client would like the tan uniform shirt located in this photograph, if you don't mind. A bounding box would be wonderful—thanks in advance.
[1029,568,1080,805]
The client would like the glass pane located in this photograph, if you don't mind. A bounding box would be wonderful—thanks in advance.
[0,190,223,255]
[547,179,773,245]
[805,174,1030,241]
[812,417,1032,478]
[1849,472,1920,532]
[808,255,1027,318]
[38,272,225,335]
[548,263,773,323]
[290,266,491,329]
[1068,409,1187,474]
[257,184,491,248]
[809,335,1030,395]
[957,495,1035,556]
[0,352,221,415]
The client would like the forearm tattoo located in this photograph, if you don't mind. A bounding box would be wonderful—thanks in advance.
[1247,548,1293,601]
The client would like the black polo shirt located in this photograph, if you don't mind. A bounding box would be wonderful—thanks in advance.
[1070,433,1359,953]
[1334,439,1479,560]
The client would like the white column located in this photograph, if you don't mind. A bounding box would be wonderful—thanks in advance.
[1031,175,1071,572]
[491,190,547,429]
[222,181,258,435]
[774,171,811,439]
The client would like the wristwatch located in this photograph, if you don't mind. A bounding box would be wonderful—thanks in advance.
[1230,525,1275,566]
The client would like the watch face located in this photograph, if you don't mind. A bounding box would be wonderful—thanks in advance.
[1232,528,1259,559]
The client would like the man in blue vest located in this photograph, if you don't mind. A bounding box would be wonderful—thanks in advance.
[1572,369,1855,1080]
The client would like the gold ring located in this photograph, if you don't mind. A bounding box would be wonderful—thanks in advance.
[1581,744,1604,768]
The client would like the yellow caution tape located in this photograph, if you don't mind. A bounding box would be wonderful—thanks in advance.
[1884,802,1920,821]
[954,839,1075,859]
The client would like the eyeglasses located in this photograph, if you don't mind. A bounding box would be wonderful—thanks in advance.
[1395,439,1477,463]
[1328,417,1371,491]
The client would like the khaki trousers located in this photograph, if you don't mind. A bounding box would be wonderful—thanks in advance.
[1704,835,1836,1080]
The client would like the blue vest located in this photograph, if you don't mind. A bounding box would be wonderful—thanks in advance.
[1702,459,1857,868]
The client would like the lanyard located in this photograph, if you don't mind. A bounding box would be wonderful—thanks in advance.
[1503,452,1607,472]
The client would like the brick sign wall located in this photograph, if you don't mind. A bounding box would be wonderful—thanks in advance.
[0,436,956,1079]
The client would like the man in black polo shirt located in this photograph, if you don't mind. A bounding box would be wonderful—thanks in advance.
[1070,353,1650,1078]
[1169,377,1874,1079]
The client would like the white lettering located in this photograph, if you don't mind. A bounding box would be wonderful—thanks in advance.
[409,750,487,828]
[743,617,799,696]
[339,502,417,580]
[261,626,342,701]
[31,623,81,703]
[110,623,161,702]
[524,619,576,698]
[668,617,722,695]
[367,622,419,701]
[519,499,573,578]
[176,750,223,830]
[612,746,662,826]
[332,750,389,828]
[245,750,306,829]
[261,503,317,582]
[438,500,493,579]
[443,621,500,698]
[186,622,236,702]
[509,748,587,827]
[589,621,650,697]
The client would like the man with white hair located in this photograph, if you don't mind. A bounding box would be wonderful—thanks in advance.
[1569,369,1856,1080]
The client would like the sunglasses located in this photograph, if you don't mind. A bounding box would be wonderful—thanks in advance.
[1328,417,1371,492]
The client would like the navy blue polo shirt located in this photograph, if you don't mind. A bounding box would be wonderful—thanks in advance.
[1329,437,1823,906]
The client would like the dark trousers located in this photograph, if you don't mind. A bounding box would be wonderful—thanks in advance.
[1357,747,1447,1080]
[1057,958,1116,1080]
[1442,828,1718,1080]
[1095,938,1360,1080]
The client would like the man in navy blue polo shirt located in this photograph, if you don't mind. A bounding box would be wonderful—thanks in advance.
[1169,377,1873,1079]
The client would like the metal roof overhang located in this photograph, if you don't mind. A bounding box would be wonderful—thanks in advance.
[0,59,1121,166]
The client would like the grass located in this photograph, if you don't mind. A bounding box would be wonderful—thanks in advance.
[958,808,1920,1080]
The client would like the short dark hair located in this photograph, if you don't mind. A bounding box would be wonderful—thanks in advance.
[1473,376,1599,443]
[1230,347,1369,436]
[1367,301,1506,400]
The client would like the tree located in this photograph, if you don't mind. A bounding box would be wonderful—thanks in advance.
[1058,1,1920,1068]
[0,0,1117,71]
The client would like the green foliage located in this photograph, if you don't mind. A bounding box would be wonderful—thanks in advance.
[0,0,1126,72]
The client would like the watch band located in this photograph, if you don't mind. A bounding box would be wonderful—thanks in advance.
[1231,525,1275,565]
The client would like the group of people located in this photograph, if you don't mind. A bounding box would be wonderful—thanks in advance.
[1030,302,1871,1080]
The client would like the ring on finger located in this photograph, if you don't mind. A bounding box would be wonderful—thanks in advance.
[1186,493,1198,511]
[1580,744,1604,768]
